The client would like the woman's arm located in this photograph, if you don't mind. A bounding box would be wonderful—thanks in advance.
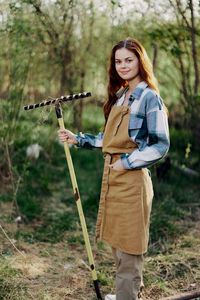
[58,129,104,150]
[121,94,170,169]
[76,132,104,150]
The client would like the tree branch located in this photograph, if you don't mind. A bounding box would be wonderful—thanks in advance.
[175,0,191,28]
[30,0,59,55]
[161,289,200,300]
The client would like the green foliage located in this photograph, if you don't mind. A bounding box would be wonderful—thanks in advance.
[169,127,200,170]
[97,262,115,286]
[169,127,191,153]
[67,234,85,245]
[0,0,199,257]
[0,263,28,300]
[1,100,199,249]
[82,104,104,133]
[0,2,199,299]
[149,161,200,254]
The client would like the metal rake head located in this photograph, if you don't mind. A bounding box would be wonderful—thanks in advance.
[23,92,91,111]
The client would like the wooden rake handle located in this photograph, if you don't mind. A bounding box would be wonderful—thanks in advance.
[55,102,102,300]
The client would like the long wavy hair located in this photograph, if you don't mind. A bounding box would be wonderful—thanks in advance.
[103,38,160,126]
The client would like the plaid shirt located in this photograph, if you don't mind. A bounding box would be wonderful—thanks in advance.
[76,81,170,169]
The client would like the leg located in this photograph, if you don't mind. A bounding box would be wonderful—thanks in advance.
[111,247,143,300]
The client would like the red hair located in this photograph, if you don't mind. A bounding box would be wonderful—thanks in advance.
[103,38,160,125]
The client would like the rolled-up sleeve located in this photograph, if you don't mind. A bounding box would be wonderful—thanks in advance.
[76,132,104,150]
[121,94,170,169]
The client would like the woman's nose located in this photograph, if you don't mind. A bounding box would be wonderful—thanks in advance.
[121,61,127,68]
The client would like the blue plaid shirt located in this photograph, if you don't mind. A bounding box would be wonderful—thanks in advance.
[76,81,170,169]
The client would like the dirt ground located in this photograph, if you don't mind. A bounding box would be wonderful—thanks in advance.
[0,202,200,300]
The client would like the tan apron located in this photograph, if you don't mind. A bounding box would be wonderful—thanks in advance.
[96,104,154,255]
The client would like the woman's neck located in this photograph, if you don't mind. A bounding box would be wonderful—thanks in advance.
[128,75,142,93]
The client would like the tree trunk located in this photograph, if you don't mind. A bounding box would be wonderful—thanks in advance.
[153,43,158,73]
[59,44,73,96]
[73,71,85,131]
[160,289,200,300]
[60,62,67,96]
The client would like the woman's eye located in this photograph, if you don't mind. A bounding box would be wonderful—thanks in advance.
[127,60,132,63]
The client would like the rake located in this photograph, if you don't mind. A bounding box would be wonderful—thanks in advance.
[23,92,102,299]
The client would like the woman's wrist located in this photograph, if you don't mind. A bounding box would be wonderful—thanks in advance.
[74,136,78,144]
[75,135,81,147]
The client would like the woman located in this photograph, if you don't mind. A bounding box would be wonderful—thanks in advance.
[58,38,170,300]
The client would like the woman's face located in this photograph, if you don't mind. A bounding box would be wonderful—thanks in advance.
[115,48,140,81]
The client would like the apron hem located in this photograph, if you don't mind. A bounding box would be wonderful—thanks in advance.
[100,238,148,255]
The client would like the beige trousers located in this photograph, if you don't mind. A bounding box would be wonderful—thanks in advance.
[111,247,144,300]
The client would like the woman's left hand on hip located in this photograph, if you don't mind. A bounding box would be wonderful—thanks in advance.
[109,159,125,171]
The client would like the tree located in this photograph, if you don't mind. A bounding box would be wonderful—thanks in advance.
[148,0,200,147]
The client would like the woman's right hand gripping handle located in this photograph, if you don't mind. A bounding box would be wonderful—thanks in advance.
[57,129,78,145]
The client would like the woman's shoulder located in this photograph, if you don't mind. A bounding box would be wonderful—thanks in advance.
[141,86,158,99]
[141,87,164,111]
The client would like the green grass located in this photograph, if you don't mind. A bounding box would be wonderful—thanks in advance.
[0,263,28,300]
[149,163,199,253]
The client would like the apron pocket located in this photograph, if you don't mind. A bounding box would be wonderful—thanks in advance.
[108,167,143,187]
[107,170,142,204]
[103,188,145,251]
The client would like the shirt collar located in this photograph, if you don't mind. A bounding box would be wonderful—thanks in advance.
[116,81,148,101]
[130,81,148,100]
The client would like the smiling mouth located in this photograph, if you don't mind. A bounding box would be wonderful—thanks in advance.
[120,71,129,75]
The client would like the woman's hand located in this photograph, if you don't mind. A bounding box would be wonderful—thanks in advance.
[109,159,125,171]
[57,129,78,145]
